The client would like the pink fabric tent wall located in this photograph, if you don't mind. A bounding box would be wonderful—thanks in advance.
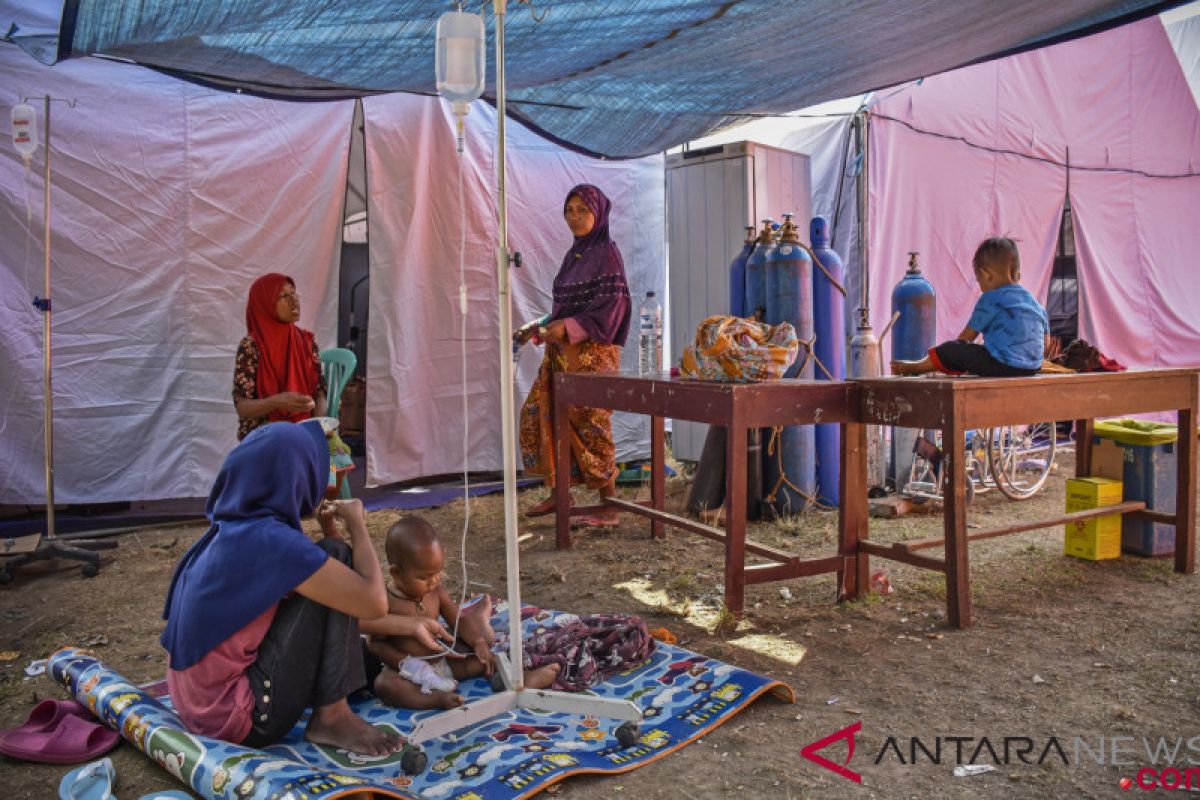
[867,16,1200,370]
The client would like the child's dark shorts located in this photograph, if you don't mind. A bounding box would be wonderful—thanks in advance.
[930,341,1039,378]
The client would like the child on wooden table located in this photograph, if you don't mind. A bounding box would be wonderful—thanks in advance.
[366,516,560,710]
[891,237,1049,378]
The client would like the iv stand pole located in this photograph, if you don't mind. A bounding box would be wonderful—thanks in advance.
[41,94,55,541]
[407,0,641,744]
[1,97,116,585]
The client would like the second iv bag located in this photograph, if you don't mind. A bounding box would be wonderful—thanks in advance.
[436,10,486,150]
[11,104,37,161]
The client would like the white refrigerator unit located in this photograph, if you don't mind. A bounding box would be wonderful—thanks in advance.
[665,141,812,462]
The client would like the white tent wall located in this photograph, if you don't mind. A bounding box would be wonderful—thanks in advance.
[1166,12,1200,106]
[362,94,664,488]
[866,16,1200,371]
[0,48,349,503]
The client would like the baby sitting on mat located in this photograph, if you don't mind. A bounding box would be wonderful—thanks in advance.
[365,516,560,710]
[891,236,1049,378]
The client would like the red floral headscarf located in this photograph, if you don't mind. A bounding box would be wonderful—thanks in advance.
[245,273,319,423]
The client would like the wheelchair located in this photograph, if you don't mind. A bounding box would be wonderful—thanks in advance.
[903,422,1058,503]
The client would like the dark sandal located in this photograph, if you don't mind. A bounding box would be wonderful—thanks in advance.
[572,514,620,529]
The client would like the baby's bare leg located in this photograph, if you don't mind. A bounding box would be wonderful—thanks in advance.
[374,669,463,710]
[449,655,486,681]
[461,595,494,636]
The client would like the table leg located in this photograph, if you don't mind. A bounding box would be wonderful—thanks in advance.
[724,420,748,616]
[1176,388,1197,574]
[651,415,665,539]
[554,387,572,550]
[1075,418,1095,477]
[944,413,971,628]
[838,421,868,601]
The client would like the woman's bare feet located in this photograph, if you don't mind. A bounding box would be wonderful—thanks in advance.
[524,663,561,690]
[524,494,568,518]
[305,699,404,756]
[591,505,620,525]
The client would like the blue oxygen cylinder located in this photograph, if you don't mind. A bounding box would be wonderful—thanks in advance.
[743,219,776,320]
[763,213,815,516]
[890,251,937,486]
[728,226,756,317]
[811,216,846,505]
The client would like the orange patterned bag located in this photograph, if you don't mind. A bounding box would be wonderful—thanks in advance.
[679,315,799,382]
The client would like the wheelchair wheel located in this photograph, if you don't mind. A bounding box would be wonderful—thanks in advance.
[987,423,1057,500]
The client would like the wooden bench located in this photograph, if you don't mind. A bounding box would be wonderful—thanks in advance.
[847,369,1199,628]
[552,373,861,615]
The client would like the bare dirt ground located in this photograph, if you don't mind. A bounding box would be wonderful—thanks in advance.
[1,451,1198,799]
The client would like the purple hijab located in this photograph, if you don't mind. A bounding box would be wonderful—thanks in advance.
[548,184,631,346]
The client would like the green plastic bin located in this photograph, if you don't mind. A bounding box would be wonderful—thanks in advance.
[1093,419,1178,556]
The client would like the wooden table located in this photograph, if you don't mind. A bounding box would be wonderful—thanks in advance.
[849,369,1199,628]
[553,373,862,615]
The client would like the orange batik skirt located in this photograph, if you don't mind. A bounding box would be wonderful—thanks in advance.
[519,341,621,489]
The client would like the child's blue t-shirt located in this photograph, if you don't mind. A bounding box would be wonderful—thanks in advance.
[966,284,1049,370]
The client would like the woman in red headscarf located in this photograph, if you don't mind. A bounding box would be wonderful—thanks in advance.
[233,274,327,440]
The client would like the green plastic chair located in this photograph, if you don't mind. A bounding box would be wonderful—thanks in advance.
[319,348,357,419]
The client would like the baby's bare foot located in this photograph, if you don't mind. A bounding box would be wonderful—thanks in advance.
[305,700,404,756]
[524,663,561,690]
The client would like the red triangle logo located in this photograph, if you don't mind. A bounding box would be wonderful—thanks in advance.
[801,721,863,784]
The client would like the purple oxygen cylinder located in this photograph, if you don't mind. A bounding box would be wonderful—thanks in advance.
[729,226,755,317]
[811,216,846,505]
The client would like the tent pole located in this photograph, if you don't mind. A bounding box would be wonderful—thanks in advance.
[855,110,870,314]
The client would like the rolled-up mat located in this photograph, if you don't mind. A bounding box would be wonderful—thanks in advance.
[48,648,414,800]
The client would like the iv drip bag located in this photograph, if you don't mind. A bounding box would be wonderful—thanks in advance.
[12,104,37,160]
[436,11,486,103]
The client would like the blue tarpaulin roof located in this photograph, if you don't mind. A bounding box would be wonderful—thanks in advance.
[13,0,1187,157]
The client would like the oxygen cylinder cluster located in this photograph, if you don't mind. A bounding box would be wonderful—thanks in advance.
[718,213,848,516]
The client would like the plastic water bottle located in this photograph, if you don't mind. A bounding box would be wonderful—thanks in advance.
[638,291,662,376]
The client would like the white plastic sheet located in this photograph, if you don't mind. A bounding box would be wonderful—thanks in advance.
[0,50,348,503]
[362,94,665,487]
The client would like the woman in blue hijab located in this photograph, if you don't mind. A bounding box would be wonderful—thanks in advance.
[162,420,426,754]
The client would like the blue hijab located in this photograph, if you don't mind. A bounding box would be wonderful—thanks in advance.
[161,421,330,670]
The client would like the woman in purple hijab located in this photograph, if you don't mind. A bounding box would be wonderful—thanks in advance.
[516,184,631,527]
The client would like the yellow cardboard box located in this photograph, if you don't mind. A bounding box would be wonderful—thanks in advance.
[1064,477,1122,560]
